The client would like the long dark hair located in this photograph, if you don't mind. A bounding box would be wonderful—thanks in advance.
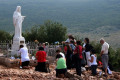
[39,47,44,51]
[68,35,74,41]
[85,38,89,44]
[76,40,81,45]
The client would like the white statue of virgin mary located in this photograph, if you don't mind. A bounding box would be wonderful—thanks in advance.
[13,6,25,38]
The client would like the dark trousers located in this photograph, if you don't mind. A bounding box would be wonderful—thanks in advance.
[71,55,76,68]
[66,55,72,69]
[83,52,87,65]
[35,62,47,72]
[75,58,81,76]
[81,52,87,67]
[22,61,30,67]
[56,68,67,77]
[91,65,97,75]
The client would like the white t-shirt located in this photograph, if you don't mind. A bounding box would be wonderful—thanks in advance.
[19,47,30,62]
[82,43,86,52]
[65,38,76,43]
[60,52,65,58]
[101,42,109,54]
[91,54,97,65]
[65,38,70,43]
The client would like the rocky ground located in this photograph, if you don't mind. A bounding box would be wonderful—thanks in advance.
[0,64,120,80]
[0,64,65,80]
[0,51,120,80]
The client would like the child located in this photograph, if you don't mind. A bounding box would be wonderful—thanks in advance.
[89,49,97,76]
[56,54,67,77]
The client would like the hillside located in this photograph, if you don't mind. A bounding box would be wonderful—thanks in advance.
[73,26,120,48]
[0,0,120,47]
[0,0,120,31]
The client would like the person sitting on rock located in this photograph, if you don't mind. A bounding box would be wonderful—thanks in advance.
[89,49,97,76]
[35,47,47,72]
[56,54,67,78]
[19,45,30,69]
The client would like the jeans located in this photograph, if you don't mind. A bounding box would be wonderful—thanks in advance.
[91,65,97,75]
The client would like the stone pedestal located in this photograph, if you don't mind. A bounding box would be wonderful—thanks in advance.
[11,36,26,55]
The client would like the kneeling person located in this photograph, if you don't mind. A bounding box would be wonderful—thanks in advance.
[19,45,30,69]
[35,47,47,72]
[89,49,97,76]
[56,54,67,77]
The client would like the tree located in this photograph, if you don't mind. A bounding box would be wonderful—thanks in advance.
[23,20,67,43]
[43,20,67,43]
[0,30,12,41]
[23,26,38,42]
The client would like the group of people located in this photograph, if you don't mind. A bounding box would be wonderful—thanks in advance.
[56,35,110,77]
[18,35,110,77]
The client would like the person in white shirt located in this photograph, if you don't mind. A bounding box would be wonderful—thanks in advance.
[19,45,30,69]
[89,49,97,76]
[65,34,76,43]
[100,38,109,76]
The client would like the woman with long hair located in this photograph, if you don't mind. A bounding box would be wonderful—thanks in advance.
[84,38,93,67]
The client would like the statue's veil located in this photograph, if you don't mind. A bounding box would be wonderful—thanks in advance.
[16,6,21,13]
[13,6,21,27]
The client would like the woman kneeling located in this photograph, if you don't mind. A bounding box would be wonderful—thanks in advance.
[35,47,47,72]
[56,54,67,77]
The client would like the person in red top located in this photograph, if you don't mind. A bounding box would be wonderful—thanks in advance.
[74,40,83,76]
[64,46,67,54]
[64,42,68,54]
[35,47,47,72]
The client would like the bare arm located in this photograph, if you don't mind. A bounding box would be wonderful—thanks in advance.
[100,50,104,56]
[89,56,94,62]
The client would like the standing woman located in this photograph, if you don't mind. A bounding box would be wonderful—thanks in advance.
[35,47,47,72]
[66,45,73,69]
[84,38,93,67]
[74,41,83,76]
